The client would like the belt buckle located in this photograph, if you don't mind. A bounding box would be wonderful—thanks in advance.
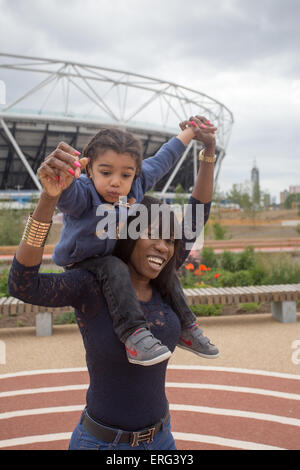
[131,427,155,447]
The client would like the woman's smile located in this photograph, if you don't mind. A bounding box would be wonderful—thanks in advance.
[146,255,166,272]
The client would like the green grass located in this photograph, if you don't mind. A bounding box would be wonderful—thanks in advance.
[238,302,261,312]
[54,311,76,325]
[190,304,222,317]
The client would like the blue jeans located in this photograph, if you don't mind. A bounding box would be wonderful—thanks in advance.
[68,415,177,450]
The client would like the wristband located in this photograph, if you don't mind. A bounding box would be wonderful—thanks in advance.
[22,213,52,248]
[198,148,216,163]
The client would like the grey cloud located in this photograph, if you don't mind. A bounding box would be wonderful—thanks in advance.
[1,0,299,201]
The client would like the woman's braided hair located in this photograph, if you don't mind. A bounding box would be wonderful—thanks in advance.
[83,128,143,178]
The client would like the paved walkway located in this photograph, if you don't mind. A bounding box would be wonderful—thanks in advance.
[0,313,300,450]
[1,312,300,374]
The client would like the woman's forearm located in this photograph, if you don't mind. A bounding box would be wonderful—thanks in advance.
[191,144,215,203]
[16,191,60,267]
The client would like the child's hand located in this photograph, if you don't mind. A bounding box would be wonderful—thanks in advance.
[179,116,217,148]
[37,142,88,198]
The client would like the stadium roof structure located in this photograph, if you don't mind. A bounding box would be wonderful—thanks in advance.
[0,52,234,198]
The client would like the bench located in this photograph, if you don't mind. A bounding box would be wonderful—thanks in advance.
[0,297,73,336]
[183,283,300,323]
[1,283,299,336]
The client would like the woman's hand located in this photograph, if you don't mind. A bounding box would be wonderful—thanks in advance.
[180,115,217,149]
[37,142,89,198]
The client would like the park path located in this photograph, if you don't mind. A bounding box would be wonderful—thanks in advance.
[0,365,299,450]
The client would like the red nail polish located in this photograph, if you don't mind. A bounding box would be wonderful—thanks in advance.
[189,120,197,127]
[200,124,206,129]
[73,161,81,168]
[74,150,81,156]
[68,168,75,176]
[56,175,60,181]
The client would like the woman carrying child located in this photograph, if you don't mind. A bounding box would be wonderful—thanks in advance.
[9,116,217,449]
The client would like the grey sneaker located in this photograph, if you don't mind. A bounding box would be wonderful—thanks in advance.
[178,324,219,359]
[125,328,172,366]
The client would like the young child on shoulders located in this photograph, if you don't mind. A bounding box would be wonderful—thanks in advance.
[42,123,219,366]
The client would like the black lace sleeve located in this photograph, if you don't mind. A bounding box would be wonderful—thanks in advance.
[176,196,211,269]
[8,256,96,309]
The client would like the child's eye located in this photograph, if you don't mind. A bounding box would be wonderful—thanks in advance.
[101,171,111,176]
[122,174,132,179]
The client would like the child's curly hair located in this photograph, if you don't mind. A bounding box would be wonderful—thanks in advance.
[83,128,143,178]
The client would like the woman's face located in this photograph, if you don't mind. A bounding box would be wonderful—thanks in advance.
[128,229,175,280]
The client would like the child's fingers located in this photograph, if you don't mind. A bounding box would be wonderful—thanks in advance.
[179,120,197,130]
[179,120,189,130]
[192,116,217,132]
[78,157,89,169]
[194,115,217,128]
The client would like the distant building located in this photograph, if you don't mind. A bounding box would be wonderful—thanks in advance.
[251,160,260,205]
[280,186,300,205]
[289,185,300,194]
[280,190,289,204]
[251,160,260,187]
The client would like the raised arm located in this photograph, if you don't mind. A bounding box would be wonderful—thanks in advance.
[37,141,90,217]
[140,121,217,194]
[8,145,92,308]
[176,116,216,267]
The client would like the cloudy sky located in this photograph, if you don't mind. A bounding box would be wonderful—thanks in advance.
[0,0,299,202]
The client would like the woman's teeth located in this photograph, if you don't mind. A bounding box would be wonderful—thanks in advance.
[147,256,164,267]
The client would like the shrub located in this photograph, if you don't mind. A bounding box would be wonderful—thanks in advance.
[236,247,255,270]
[220,251,236,272]
[212,222,227,240]
[0,210,26,246]
[54,311,76,324]
[238,302,261,312]
[201,247,218,268]
[248,265,267,285]
[0,268,9,297]
[190,304,222,316]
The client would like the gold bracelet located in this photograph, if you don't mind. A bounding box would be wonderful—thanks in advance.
[198,148,216,163]
[22,213,52,248]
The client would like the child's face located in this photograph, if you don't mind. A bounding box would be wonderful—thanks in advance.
[89,150,137,203]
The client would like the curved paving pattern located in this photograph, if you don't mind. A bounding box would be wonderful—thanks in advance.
[0,365,299,450]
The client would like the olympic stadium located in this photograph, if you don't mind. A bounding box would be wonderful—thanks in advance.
[0,53,234,202]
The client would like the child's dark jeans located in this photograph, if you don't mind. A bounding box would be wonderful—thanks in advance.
[66,255,196,343]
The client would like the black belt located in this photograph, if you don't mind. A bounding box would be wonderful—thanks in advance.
[81,408,170,447]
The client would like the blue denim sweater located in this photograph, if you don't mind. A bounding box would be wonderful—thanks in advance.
[53,137,186,266]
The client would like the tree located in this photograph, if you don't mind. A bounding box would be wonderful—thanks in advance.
[284,193,300,209]
[173,183,188,206]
